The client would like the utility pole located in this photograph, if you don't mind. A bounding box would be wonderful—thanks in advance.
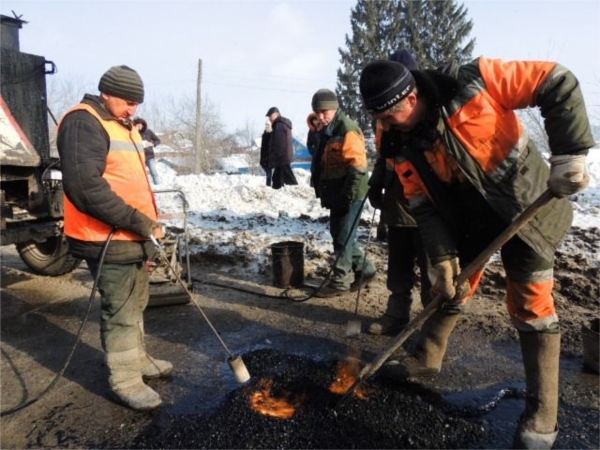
[194,58,202,174]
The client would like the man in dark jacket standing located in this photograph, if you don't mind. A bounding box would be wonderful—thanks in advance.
[359,57,593,449]
[133,117,161,185]
[57,65,172,411]
[310,89,376,298]
[265,106,298,189]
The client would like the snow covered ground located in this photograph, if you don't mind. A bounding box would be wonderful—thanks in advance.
[153,148,600,276]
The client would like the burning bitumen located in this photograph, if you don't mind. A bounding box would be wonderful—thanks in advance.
[131,349,486,449]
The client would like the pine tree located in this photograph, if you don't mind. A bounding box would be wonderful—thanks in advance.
[336,0,476,137]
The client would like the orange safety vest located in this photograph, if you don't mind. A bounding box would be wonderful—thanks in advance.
[62,104,158,242]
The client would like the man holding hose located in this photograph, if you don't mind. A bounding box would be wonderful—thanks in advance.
[57,65,171,411]
[359,57,593,448]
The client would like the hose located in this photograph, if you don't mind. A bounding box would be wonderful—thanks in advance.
[0,228,116,417]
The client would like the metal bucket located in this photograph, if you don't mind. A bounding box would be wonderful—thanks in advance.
[582,318,599,374]
[270,241,304,288]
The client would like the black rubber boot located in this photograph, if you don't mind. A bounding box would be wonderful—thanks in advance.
[380,307,460,379]
[512,331,560,449]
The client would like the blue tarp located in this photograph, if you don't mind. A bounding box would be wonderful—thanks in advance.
[292,137,311,171]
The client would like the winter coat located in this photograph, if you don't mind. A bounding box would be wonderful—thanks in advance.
[268,116,294,168]
[386,57,594,264]
[369,122,416,227]
[133,117,161,160]
[57,94,158,263]
[260,130,271,170]
[315,109,369,209]
[141,128,160,160]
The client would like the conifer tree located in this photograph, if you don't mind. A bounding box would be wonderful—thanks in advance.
[336,0,475,137]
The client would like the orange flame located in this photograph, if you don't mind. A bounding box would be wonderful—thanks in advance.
[329,357,371,400]
[249,378,305,419]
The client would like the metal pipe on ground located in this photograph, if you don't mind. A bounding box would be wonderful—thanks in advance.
[338,189,556,405]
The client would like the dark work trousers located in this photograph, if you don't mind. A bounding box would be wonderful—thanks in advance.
[264,167,273,186]
[329,199,376,289]
[272,165,298,190]
[386,226,431,316]
[87,260,149,354]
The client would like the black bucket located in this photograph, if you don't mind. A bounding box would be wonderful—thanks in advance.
[270,241,304,288]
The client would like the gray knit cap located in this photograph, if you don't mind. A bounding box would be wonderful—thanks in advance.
[311,88,339,112]
[98,65,145,103]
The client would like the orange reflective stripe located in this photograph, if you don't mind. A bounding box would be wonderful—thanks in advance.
[506,278,555,323]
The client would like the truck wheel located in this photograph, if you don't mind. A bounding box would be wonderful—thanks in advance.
[15,236,81,276]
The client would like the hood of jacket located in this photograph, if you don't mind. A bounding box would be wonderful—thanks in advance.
[274,116,292,130]
[306,112,322,132]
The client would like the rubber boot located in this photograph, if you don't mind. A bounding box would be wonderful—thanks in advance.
[138,322,173,380]
[368,295,412,335]
[381,308,460,379]
[512,331,560,449]
[106,349,162,410]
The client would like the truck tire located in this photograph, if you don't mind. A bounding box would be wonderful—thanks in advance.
[15,236,82,276]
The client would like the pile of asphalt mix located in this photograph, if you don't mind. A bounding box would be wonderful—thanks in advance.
[131,349,486,449]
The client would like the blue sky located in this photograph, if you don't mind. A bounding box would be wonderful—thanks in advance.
[2,0,599,139]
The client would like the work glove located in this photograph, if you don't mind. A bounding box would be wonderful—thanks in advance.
[368,188,384,210]
[430,257,471,303]
[548,154,589,198]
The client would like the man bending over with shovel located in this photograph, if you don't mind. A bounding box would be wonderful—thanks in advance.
[359,57,593,449]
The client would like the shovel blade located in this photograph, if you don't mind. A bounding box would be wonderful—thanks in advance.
[346,319,362,337]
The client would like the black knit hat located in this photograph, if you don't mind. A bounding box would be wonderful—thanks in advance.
[359,60,416,113]
[98,65,145,103]
[266,106,279,116]
[311,88,339,112]
[389,49,420,71]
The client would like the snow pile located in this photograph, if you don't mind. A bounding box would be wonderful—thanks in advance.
[153,148,599,276]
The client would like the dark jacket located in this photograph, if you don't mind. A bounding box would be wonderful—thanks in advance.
[316,110,369,209]
[133,117,161,160]
[260,131,271,170]
[57,94,156,263]
[368,143,416,227]
[268,116,294,168]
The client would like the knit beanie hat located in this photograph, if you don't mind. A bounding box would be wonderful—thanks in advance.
[359,60,416,114]
[311,89,339,112]
[389,49,420,71]
[98,65,145,103]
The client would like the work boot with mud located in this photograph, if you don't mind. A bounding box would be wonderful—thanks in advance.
[512,331,560,449]
[138,322,173,379]
[106,349,162,410]
[380,308,460,379]
[369,296,412,335]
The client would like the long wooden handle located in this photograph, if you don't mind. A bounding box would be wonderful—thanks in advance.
[341,189,555,401]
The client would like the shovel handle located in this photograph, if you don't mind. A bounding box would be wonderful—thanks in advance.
[349,189,556,392]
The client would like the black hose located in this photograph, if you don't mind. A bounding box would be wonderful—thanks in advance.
[0,228,116,417]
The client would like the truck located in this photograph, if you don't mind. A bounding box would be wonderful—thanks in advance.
[0,14,80,276]
[0,14,191,306]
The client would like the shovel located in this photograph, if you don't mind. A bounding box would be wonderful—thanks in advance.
[338,189,555,404]
[346,207,377,338]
